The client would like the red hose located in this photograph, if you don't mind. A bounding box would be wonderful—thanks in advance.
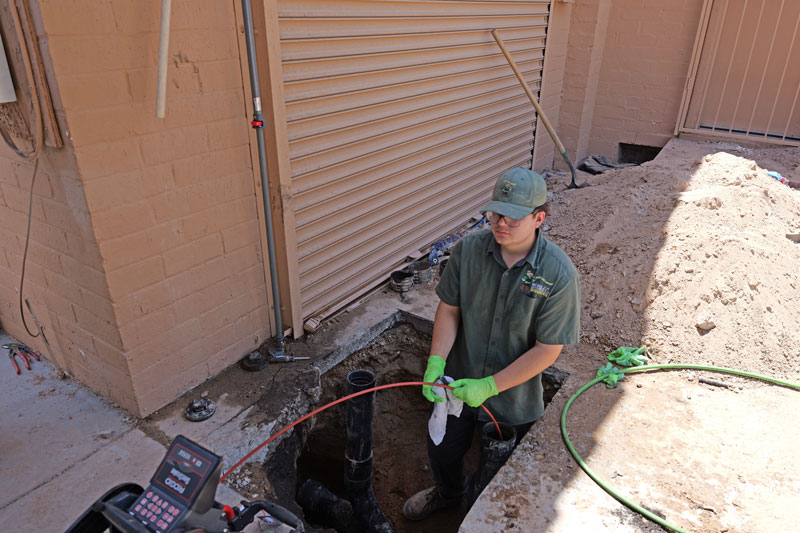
[220,381,501,482]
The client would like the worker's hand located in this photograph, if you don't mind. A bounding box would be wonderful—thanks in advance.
[422,355,447,403]
[449,376,499,407]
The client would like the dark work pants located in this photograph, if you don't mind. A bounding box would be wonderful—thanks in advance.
[427,406,533,500]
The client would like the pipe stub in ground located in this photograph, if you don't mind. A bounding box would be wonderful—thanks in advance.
[389,271,414,292]
[482,420,517,443]
[468,421,517,506]
[409,260,433,284]
[346,369,377,390]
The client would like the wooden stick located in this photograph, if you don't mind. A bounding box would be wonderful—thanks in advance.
[491,29,583,188]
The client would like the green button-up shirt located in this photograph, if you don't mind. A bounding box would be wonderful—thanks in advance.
[436,228,581,425]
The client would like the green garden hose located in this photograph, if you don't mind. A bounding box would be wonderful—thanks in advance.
[561,364,800,533]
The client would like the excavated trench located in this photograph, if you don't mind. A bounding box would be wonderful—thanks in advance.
[261,322,567,533]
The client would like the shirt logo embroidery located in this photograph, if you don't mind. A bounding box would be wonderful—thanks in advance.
[520,270,552,298]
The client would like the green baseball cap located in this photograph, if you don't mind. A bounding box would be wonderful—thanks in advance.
[480,167,547,220]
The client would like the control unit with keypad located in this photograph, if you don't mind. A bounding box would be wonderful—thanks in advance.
[66,434,305,532]
[128,435,221,532]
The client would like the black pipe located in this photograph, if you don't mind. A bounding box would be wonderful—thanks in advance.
[297,479,355,532]
[467,421,517,507]
[344,370,395,532]
[240,0,284,355]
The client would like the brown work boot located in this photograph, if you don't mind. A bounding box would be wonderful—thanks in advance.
[402,486,460,521]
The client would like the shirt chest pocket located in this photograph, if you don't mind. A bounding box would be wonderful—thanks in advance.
[509,284,545,316]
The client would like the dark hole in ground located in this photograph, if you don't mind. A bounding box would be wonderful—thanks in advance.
[295,323,567,533]
[618,142,662,164]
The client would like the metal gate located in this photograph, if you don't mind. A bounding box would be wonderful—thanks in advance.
[272,0,550,320]
[676,0,800,145]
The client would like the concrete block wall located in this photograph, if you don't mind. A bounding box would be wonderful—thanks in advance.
[537,0,703,169]
[0,0,271,416]
[588,0,703,157]
[532,0,572,173]
[0,147,133,403]
[555,0,612,167]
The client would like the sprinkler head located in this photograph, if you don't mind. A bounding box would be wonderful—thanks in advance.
[184,398,216,422]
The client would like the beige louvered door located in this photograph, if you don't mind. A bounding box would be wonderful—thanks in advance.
[277,0,550,319]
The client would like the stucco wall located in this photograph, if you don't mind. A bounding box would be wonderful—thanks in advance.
[0,0,270,416]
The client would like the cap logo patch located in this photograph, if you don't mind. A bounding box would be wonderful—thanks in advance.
[500,180,514,198]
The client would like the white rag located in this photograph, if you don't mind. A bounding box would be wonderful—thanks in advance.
[428,375,464,446]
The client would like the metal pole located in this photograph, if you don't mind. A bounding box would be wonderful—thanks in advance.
[241,0,285,357]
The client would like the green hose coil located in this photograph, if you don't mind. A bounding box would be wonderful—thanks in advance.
[560,364,800,533]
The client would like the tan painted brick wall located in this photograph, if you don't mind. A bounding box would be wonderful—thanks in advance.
[554,0,612,167]
[538,0,703,169]
[588,0,703,157]
[0,132,136,406]
[532,1,573,172]
[1,0,270,417]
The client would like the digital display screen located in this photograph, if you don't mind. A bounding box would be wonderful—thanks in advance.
[150,437,220,506]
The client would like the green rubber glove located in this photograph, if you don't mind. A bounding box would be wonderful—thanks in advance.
[607,346,648,367]
[422,355,447,403]
[596,363,625,389]
[449,376,499,407]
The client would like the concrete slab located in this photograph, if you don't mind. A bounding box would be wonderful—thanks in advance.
[0,330,252,532]
[0,331,130,509]
[0,429,166,530]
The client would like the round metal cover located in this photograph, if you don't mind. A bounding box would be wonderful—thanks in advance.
[241,349,268,371]
[184,398,216,422]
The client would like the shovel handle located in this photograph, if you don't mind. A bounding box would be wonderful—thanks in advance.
[491,29,567,155]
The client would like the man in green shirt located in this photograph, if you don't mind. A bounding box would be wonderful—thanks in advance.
[403,167,581,520]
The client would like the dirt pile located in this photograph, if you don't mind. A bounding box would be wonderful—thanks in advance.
[549,138,800,380]
[480,138,800,533]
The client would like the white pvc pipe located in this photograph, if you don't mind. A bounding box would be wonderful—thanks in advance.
[156,0,171,118]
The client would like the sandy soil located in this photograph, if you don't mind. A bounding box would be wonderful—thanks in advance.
[496,137,800,533]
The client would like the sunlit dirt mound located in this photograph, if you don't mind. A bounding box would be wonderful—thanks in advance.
[548,138,800,380]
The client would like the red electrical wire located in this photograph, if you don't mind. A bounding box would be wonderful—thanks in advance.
[220,381,501,482]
